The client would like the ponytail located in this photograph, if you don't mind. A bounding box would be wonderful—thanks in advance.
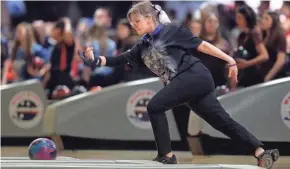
[152,4,171,24]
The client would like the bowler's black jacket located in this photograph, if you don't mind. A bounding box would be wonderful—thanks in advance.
[106,23,203,84]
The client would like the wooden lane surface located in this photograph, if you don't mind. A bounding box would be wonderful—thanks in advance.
[1,147,290,169]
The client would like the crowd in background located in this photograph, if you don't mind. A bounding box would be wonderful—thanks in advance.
[1,0,290,100]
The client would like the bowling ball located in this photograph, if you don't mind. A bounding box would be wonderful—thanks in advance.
[71,85,87,96]
[28,138,57,160]
[4,61,17,83]
[32,57,45,69]
[6,64,16,82]
[90,86,102,92]
[51,85,71,100]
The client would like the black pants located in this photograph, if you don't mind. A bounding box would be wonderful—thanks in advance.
[147,62,263,156]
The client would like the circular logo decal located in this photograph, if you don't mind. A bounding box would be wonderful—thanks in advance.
[281,92,290,129]
[126,90,156,129]
[9,91,44,129]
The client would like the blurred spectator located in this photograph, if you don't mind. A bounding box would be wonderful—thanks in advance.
[215,4,238,49]
[188,19,202,37]
[184,11,193,27]
[5,0,27,27]
[94,7,111,28]
[225,1,249,50]
[73,18,93,81]
[81,23,118,88]
[32,20,47,46]
[200,1,219,19]
[94,7,116,40]
[281,2,290,18]
[116,19,136,53]
[2,1,287,94]
[167,9,178,24]
[235,1,248,9]
[115,18,153,82]
[280,2,290,56]
[200,13,231,54]
[115,18,134,82]
[45,18,75,99]
[164,1,203,23]
[258,1,270,17]
[1,34,9,81]
[199,1,234,48]
[2,22,51,84]
[42,21,57,48]
[1,1,11,38]
[287,33,290,55]
[196,13,232,88]
[75,18,94,47]
[259,11,287,81]
[1,34,9,67]
[232,5,269,89]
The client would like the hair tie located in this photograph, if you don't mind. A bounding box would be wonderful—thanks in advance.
[152,4,171,24]
[152,4,162,15]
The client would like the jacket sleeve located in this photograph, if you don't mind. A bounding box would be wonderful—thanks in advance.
[105,41,144,68]
[175,25,203,50]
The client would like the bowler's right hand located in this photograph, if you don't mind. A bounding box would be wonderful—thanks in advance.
[78,46,100,67]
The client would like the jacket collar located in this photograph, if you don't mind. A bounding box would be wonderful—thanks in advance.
[141,24,164,41]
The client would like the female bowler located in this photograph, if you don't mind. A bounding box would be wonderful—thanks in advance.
[78,1,279,168]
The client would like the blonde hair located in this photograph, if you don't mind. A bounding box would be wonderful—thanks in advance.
[127,1,171,25]
[200,13,221,45]
[127,1,158,24]
[87,23,108,56]
[11,22,35,61]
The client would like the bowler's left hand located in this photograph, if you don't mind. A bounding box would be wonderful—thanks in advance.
[228,64,238,83]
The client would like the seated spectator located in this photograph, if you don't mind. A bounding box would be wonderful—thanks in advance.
[232,5,269,88]
[45,18,75,99]
[116,19,154,82]
[2,22,51,84]
[94,7,116,40]
[188,19,202,37]
[200,13,231,54]
[32,20,47,46]
[197,12,232,88]
[1,34,8,71]
[116,18,136,53]
[43,21,58,49]
[1,34,9,83]
[72,18,94,81]
[81,23,118,88]
[259,11,287,81]
[114,18,135,82]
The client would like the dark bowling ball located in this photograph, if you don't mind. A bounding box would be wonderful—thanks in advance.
[51,85,71,100]
[71,85,87,96]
